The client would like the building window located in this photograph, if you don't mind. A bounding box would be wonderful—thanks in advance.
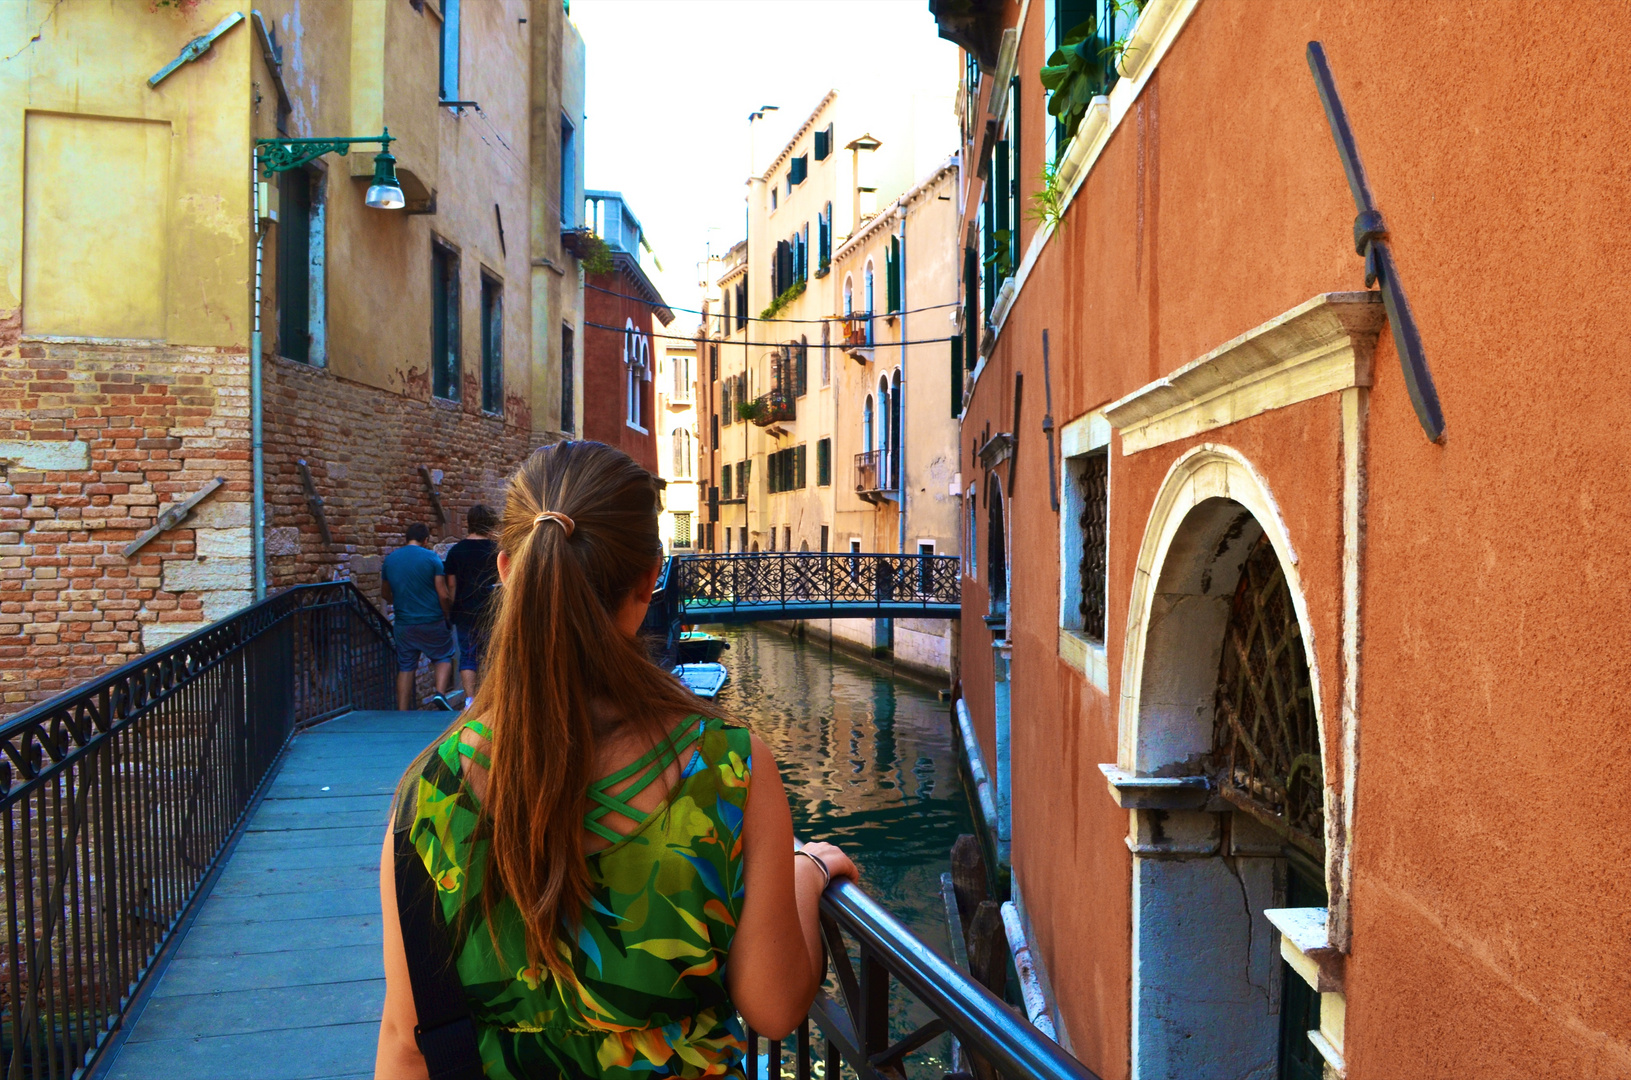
[788,154,808,189]
[771,187,778,211]
[276,167,324,365]
[673,511,692,548]
[711,412,719,449]
[886,234,902,313]
[710,345,719,381]
[818,203,832,272]
[863,262,875,344]
[722,464,733,501]
[1075,450,1109,640]
[673,428,692,478]
[739,526,748,551]
[439,0,461,101]
[560,324,575,432]
[735,281,747,330]
[431,240,461,400]
[480,273,502,413]
[816,438,831,487]
[966,482,978,581]
[820,524,829,552]
[625,328,650,432]
[560,117,577,227]
[918,541,936,595]
[794,336,808,397]
[814,123,833,161]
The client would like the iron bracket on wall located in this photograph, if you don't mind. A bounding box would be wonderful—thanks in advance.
[1307,41,1445,442]
[417,465,447,527]
[123,477,225,558]
[147,11,244,88]
[297,459,333,547]
[256,131,394,177]
[1042,330,1059,512]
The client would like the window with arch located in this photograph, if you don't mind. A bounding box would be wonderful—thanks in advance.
[863,395,874,453]
[672,427,692,478]
[987,482,1007,614]
[888,369,902,488]
[877,375,891,487]
[625,322,649,432]
[843,275,854,316]
[863,262,875,344]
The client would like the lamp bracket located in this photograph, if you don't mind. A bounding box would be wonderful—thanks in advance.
[256,132,394,177]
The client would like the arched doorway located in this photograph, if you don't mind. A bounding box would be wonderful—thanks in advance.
[1118,448,1331,1080]
[985,478,1011,864]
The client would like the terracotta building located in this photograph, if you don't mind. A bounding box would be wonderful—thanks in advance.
[0,0,587,714]
[936,0,1631,1077]
[581,191,672,475]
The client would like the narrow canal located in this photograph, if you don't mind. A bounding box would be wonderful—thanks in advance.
[709,624,977,1076]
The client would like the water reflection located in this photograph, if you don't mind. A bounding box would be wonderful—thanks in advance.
[711,626,974,1077]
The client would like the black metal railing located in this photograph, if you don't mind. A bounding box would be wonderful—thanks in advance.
[666,553,959,625]
[0,582,392,1078]
[749,389,796,427]
[745,878,1102,1080]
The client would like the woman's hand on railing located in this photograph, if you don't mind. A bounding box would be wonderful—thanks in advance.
[796,841,858,892]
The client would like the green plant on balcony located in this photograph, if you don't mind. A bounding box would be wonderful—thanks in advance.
[736,399,766,423]
[1027,161,1068,233]
[984,229,1015,280]
[759,279,806,321]
[1040,3,1144,143]
[579,232,615,276]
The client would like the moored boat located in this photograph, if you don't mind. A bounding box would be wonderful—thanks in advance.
[673,662,729,699]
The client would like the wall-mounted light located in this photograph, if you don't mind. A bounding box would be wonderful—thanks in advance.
[365,146,405,210]
[256,128,403,211]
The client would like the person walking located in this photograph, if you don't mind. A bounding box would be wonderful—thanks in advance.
[376,441,856,1080]
[380,522,454,711]
[442,504,500,707]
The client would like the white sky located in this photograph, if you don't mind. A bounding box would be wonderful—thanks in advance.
[571,0,960,326]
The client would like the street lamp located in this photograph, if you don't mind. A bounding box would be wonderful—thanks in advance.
[255,128,404,210]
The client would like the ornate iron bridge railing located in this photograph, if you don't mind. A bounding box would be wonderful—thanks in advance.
[0,582,392,1079]
[746,877,1102,1080]
[658,553,960,627]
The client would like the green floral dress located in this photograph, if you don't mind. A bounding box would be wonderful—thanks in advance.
[401,714,753,1079]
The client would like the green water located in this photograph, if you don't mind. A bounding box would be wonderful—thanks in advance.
[708,625,976,1076]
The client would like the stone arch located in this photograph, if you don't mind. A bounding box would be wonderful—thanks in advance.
[1116,443,1334,1080]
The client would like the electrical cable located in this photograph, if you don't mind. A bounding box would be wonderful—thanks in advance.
[581,319,956,350]
[582,280,959,325]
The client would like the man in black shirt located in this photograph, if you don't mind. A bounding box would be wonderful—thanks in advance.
[443,504,501,706]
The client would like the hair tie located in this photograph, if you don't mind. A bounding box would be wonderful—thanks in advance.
[533,511,575,537]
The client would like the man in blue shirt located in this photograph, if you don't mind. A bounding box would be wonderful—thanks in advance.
[381,522,454,710]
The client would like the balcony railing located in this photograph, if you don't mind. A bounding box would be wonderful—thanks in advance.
[841,313,873,351]
[749,389,796,427]
[854,449,896,502]
[0,583,393,1078]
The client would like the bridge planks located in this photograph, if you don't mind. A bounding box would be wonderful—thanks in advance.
[99,711,449,1080]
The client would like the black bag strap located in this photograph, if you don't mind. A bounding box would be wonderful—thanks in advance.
[393,825,487,1080]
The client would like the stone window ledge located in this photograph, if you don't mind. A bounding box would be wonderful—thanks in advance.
[1058,629,1108,691]
[1265,906,1348,1077]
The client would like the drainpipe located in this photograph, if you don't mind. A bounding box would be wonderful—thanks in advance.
[897,209,907,558]
[250,148,267,600]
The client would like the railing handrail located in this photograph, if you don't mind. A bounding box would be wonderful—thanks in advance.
[819,878,1103,1080]
[0,581,387,742]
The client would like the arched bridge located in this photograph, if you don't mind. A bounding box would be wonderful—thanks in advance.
[646,552,961,631]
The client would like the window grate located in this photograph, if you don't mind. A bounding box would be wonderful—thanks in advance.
[1077,450,1108,641]
[1211,532,1324,858]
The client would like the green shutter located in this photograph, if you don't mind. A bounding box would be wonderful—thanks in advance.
[951,335,964,418]
[887,235,902,312]
[796,444,807,488]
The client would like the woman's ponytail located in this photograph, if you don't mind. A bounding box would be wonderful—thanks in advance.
[469,441,703,975]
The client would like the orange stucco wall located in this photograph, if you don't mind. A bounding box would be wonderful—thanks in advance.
[957,1,1631,1076]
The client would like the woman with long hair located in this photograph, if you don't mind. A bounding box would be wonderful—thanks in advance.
[375,441,856,1079]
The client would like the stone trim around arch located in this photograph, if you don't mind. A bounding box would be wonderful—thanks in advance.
[1114,442,1343,908]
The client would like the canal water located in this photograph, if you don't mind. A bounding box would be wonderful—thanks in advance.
[709,624,976,1077]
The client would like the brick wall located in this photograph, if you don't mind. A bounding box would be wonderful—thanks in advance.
[263,356,543,610]
[0,328,253,715]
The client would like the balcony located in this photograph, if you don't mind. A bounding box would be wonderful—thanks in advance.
[746,389,796,428]
[854,449,897,504]
[841,313,873,362]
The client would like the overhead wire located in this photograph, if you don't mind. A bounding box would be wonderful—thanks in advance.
[582,280,959,325]
[582,319,956,350]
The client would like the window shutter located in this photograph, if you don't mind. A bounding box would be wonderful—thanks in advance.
[796,444,807,488]
[951,335,963,418]
[887,235,902,312]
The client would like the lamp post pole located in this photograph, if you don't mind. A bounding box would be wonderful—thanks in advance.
[248,131,403,598]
